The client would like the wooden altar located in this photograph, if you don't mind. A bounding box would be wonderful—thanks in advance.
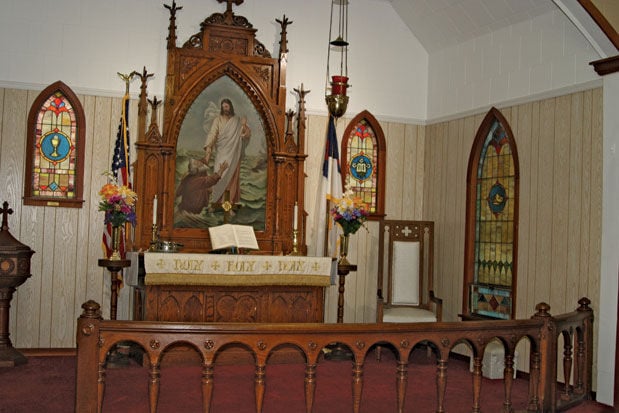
[143,253,332,323]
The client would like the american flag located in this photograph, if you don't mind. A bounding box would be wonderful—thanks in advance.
[102,93,131,259]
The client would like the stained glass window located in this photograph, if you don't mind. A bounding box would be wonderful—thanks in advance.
[342,111,385,218]
[464,108,519,319]
[24,81,85,208]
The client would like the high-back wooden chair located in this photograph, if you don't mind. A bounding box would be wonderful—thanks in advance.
[376,220,442,359]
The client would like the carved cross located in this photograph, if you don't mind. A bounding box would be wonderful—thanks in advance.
[0,201,13,231]
[210,190,241,224]
[218,0,243,14]
[401,226,412,237]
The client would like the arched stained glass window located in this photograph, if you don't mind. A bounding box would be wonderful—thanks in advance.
[24,81,85,208]
[341,110,385,218]
[463,107,519,319]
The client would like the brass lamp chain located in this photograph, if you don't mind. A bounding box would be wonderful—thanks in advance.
[325,0,349,95]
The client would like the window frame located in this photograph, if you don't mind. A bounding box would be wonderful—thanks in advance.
[23,80,85,208]
[462,107,519,319]
[341,110,386,219]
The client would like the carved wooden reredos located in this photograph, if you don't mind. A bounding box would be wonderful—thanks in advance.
[132,0,307,254]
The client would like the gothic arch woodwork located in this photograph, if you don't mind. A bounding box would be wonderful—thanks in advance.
[131,1,305,254]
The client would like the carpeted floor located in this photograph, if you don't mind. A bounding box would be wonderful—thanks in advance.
[0,349,614,412]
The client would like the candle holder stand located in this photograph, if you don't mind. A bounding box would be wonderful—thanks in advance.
[149,224,159,251]
[288,229,301,256]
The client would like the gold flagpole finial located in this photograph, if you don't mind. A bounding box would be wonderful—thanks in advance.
[117,72,136,95]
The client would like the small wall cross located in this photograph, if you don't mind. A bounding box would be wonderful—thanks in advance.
[401,226,412,237]
[0,201,13,231]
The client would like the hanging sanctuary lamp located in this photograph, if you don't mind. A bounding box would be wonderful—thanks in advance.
[325,0,350,118]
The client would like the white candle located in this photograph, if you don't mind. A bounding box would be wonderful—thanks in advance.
[152,195,158,226]
[293,202,298,230]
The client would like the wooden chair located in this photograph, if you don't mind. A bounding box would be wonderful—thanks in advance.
[376,220,442,360]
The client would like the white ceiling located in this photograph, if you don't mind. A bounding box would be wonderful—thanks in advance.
[387,0,568,53]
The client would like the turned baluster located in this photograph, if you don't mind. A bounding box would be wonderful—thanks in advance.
[304,363,317,413]
[561,334,573,401]
[148,362,161,413]
[471,355,483,413]
[396,360,408,413]
[351,361,364,413]
[503,352,515,412]
[202,361,214,413]
[436,358,448,412]
[254,363,266,413]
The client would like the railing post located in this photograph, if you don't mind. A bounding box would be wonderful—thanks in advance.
[577,297,593,400]
[532,302,556,412]
[75,300,103,413]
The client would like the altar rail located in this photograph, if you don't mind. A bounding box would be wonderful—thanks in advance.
[75,298,593,413]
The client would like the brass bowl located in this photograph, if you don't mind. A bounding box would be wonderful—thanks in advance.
[156,240,183,253]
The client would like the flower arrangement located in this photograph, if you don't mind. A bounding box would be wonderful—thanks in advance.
[330,186,369,235]
[98,172,137,227]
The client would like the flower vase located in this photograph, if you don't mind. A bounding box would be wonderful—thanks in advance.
[339,234,350,266]
[110,225,122,260]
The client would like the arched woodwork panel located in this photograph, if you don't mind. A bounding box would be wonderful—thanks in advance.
[131,2,304,254]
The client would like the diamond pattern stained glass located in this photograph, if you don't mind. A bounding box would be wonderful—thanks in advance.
[466,111,518,320]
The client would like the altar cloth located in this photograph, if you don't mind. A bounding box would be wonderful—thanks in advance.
[144,252,333,287]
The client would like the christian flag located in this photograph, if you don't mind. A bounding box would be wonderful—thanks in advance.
[315,114,343,259]
[102,92,131,259]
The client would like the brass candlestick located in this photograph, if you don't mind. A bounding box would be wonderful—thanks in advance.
[149,224,159,251]
[288,229,300,256]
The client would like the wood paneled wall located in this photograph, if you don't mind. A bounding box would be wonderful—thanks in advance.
[424,89,603,382]
[0,86,603,363]
[0,87,138,348]
[424,89,603,322]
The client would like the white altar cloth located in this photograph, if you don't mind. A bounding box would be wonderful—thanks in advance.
[144,252,333,287]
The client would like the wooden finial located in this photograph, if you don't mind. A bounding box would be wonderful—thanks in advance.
[294,83,310,102]
[148,96,161,126]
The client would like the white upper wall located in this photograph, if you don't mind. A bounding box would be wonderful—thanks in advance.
[427,9,601,121]
[0,0,428,123]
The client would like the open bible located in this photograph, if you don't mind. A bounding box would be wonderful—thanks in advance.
[208,224,259,252]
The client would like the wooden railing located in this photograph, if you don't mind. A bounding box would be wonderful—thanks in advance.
[75,298,593,413]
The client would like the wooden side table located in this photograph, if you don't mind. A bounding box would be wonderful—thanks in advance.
[98,259,131,320]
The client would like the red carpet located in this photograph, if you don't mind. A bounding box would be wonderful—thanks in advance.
[0,348,614,412]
